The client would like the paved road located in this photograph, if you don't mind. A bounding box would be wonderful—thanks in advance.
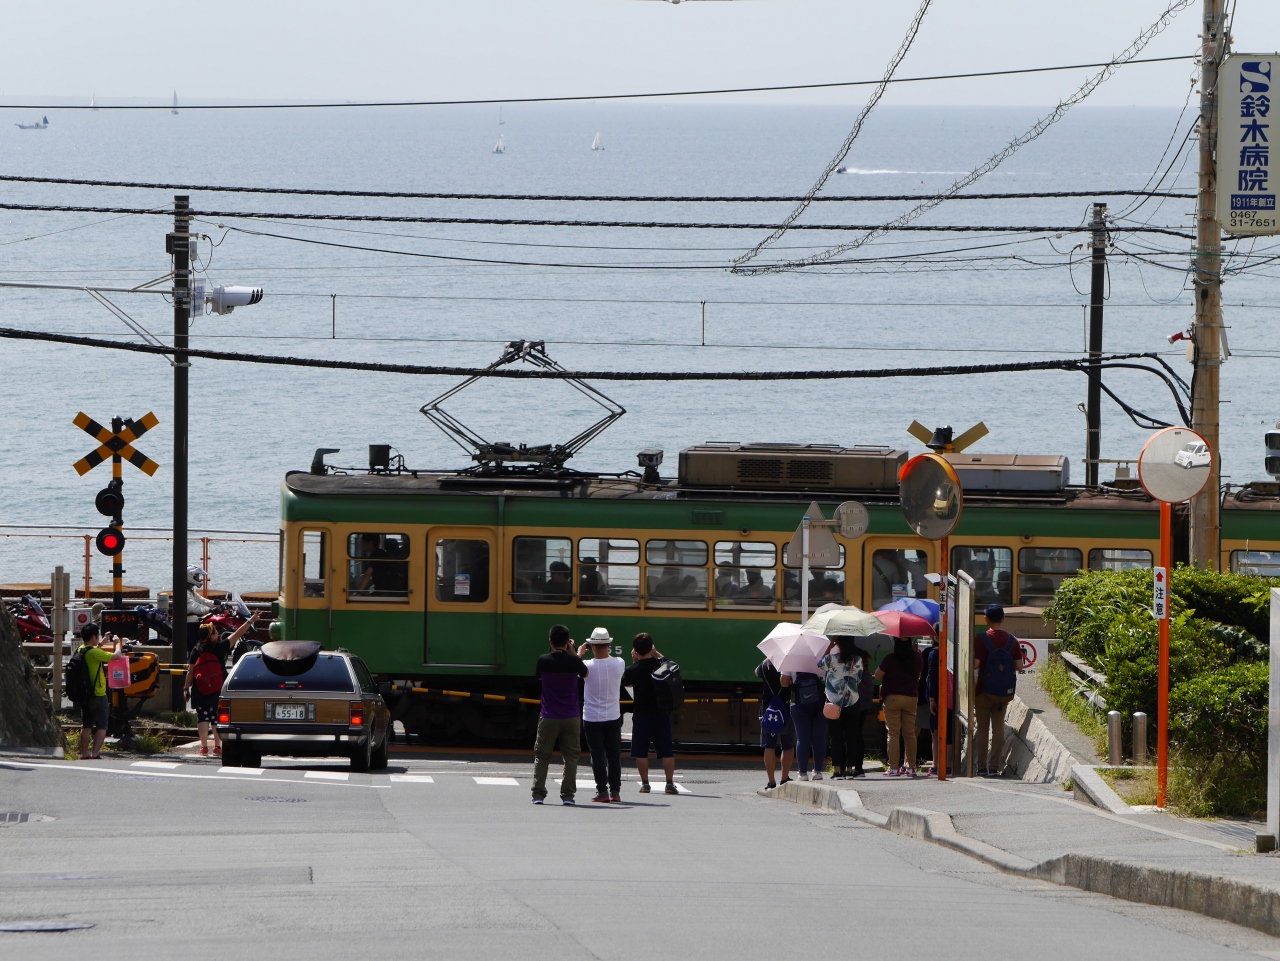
[2,754,1279,960]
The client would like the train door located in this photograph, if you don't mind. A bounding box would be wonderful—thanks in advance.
[860,536,935,611]
[291,526,334,644]
[424,528,499,667]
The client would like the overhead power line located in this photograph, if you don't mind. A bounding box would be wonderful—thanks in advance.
[0,325,1174,383]
[0,174,1196,203]
[0,56,1194,111]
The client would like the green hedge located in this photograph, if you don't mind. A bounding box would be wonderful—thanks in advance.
[1045,566,1276,817]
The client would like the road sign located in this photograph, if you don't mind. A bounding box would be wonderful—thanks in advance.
[783,502,840,567]
[72,411,160,477]
[1153,566,1168,619]
[1218,55,1280,237]
[833,500,869,539]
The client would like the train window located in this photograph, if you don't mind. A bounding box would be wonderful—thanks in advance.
[301,530,327,599]
[646,566,709,606]
[1231,550,1280,577]
[782,545,846,609]
[714,542,778,606]
[578,538,640,605]
[512,537,573,604]
[1017,547,1083,607]
[869,549,929,611]
[646,540,708,566]
[951,547,1013,607]
[346,533,410,601]
[1088,548,1153,572]
[435,539,490,603]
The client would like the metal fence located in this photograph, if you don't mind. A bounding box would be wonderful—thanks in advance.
[0,526,280,599]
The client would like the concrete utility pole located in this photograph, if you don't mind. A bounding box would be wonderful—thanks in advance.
[171,195,190,695]
[1190,0,1227,569]
[1085,202,1107,487]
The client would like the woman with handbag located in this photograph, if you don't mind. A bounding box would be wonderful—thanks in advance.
[817,637,864,779]
[874,637,924,777]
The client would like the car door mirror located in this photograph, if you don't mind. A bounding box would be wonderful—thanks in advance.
[377,681,393,697]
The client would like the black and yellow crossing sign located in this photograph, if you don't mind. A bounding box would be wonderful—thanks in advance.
[72,411,160,477]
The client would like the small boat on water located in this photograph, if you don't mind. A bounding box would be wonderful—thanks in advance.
[171,91,179,115]
[493,133,505,154]
[91,94,98,111]
[591,131,603,151]
[15,116,49,130]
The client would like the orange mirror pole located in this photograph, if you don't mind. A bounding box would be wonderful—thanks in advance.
[938,535,949,782]
[1157,501,1171,807]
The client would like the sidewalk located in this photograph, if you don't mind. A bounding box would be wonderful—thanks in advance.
[763,773,1280,937]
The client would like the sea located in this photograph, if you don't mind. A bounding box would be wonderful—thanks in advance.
[0,103,1274,593]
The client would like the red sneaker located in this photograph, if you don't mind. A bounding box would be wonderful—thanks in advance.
[213,746,222,756]
[199,747,209,756]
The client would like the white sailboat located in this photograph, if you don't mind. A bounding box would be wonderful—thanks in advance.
[171,91,178,115]
[493,133,505,154]
[591,131,603,151]
[498,105,505,125]
[91,93,98,111]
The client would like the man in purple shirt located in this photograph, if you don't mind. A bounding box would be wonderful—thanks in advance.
[532,624,589,805]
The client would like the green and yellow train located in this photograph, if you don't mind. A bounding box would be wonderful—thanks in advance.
[277,442,1280,744]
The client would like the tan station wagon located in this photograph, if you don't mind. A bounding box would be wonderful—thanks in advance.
[217,641,391,771]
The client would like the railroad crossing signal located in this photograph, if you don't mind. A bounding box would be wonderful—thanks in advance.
[72,411,159,477]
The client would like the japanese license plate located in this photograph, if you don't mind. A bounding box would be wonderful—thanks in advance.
[274,703,306,720]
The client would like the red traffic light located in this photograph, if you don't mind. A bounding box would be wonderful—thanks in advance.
[95,480,124,517]
[95,527,125,556]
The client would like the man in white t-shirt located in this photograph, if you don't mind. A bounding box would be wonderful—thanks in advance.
[577,626,626,803]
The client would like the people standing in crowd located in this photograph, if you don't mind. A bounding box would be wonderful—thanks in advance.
[754,656,794,789]
[818,637,865,779]
[73,623,120,760]
[924,637,942,777]
[790,668,828,782]
[532,624,588,805]
[623,632,678,795]
[973,604,1026,776]
[875,637,924,777]
[185,612,260,757]
[577,627,626,803]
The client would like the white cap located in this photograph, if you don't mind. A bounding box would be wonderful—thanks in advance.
[588,627,613,644]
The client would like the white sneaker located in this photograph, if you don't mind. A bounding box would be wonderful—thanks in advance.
[799,772,809,781]
[813,772,824,781]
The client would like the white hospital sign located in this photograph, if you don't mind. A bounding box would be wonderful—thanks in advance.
[1219,55,1280,236]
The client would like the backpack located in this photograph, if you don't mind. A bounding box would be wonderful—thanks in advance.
[794,672,823,708]
[192,650,225,697]
[64,647,95,704]
[650,659,684,714]
[981,632,1017,698]
[761,696,789,738]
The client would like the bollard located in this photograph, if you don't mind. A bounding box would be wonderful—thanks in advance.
[1132,712,1148,765]
[1107,710,1122,765]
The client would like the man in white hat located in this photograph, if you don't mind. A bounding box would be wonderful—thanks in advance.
[578,627,626,802]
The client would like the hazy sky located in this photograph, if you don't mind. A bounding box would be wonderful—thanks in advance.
[2,1,1278,108]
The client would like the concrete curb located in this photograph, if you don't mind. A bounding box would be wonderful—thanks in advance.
[0,746,64,759]
[1001,695,1078,784]
[1070,763,1134,815]
[762,781,1280,938]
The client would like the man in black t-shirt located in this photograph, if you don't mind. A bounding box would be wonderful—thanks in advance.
[754,658,794,789]
[622,632,677,795]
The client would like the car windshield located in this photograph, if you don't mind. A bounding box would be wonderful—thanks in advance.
[226,653,355,692]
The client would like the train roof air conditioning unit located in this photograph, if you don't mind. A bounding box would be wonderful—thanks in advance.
[678,443,907,491]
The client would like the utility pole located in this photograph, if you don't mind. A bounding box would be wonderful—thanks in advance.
[1190,0,1227,569]
[1085,202,1107,487]
[171,195,190,697]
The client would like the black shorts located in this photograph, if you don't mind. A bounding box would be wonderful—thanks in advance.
[760,717,796,751]
[629,712,674,759]
[193,702,219,724]
[79,695,110,731]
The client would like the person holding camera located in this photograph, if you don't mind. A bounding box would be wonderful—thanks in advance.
[184,613,260,758]
[73,623,121,760]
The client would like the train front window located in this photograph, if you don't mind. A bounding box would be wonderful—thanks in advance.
[1018,547,1083,606]
[951,547,1013,607]
[346,532,410,602]
[714,541,777,607]
[512,537,573,604]
[784,545,846,609]
[1088,548,1153,572]
[869,549,928,611]
[1231,550,1280,577]
[301,530,327,599]
[435,539,490,603]
[578,538,640,605]
[645,539,708,606]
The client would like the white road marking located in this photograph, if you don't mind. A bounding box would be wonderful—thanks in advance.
[473,776,520,786]
[389,775,435,783]
[130,761,181,770]
[674,783,693,794]
[22,762,387,788]
[304,771,350,781]
[217,767,265,775]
